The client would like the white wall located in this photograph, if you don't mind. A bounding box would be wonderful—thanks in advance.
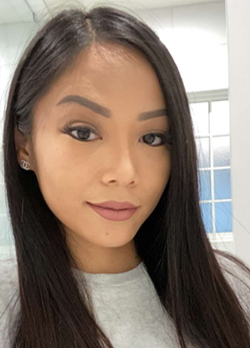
[138,2,227,93]
[226,0,250,266]
[0,22,37,125]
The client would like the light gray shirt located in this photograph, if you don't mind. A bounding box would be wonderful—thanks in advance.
[1,254,250,348]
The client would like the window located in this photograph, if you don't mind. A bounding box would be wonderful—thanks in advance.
[188,89,233,245]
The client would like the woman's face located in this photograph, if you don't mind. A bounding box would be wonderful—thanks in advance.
[17,42,171,272]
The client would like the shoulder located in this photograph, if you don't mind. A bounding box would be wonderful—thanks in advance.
[215,250,250,317]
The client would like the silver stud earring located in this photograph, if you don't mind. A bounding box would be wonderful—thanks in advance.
[20,160,30,170]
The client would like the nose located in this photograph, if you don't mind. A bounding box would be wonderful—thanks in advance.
[101,144,138,186]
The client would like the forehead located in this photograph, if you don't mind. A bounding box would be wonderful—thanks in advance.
[65,42,156,81]
[50,42,164,101]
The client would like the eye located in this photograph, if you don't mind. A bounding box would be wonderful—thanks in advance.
[141,133,171,147]
[63,126,99,141]
[62,126,172,147]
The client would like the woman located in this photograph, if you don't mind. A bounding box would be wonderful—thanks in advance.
[1,5,250,348]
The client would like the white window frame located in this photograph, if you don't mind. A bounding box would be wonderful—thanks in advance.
[187,89,233,247]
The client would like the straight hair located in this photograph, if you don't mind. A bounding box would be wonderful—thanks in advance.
[2,5,250,348]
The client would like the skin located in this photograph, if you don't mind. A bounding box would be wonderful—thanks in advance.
[15,42,171,274]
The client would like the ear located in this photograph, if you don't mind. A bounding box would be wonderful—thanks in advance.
[14,124,34,171]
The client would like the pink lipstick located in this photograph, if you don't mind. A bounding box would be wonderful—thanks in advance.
[86,201,138,221]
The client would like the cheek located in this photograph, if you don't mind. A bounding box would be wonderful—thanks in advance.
[150,149,171,181]
[32,140,86,215]
[142,152,171,206]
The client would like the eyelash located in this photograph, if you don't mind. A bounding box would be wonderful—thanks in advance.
[62,126,173,147]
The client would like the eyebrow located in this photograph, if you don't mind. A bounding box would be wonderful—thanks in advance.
[56,95,167,121]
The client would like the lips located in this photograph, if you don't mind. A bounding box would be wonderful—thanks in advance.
[87,201,137,210]
[87,202,138,221]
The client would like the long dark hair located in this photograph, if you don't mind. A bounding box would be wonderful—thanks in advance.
[2,5,250,348]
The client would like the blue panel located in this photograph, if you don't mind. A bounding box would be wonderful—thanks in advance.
[215,202,232,232]
[198,170,211,201]
[200,203,212,233]
[214,169,231,199]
